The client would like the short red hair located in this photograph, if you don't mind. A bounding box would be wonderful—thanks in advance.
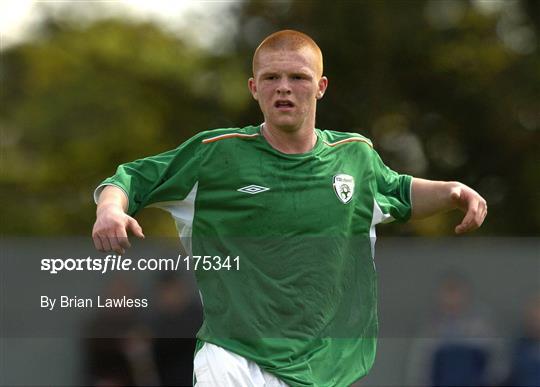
[252,29,323,77]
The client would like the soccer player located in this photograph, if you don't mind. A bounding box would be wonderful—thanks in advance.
[92,30,487,386]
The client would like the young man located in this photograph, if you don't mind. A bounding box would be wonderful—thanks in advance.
[93,30,487,386]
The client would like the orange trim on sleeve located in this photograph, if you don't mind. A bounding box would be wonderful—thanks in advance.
[323,137,373,148]
[202,133,260,144]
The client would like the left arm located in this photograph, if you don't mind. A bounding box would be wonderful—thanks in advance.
[410,178,488,234]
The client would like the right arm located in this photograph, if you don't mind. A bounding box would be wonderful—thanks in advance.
[92,131,206,253]
[92,185,144,254]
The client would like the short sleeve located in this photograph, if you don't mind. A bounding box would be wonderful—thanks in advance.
[371,149,413,223]
[94,133,204,216]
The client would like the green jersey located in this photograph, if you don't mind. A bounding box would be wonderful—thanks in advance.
[96,125,412,386]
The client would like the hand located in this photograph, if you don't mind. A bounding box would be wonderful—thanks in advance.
[92,204,144,254]
[450,183,488,234]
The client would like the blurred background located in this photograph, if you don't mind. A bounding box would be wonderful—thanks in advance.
[1,0,539,386]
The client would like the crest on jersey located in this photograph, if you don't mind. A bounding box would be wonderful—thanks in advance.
[333,174,355,204]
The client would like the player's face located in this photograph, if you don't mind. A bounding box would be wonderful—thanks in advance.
[248,49,328,133]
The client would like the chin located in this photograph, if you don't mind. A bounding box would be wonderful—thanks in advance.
[267,117,302,132]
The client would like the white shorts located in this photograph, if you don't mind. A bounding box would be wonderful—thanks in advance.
[193,342,288,387]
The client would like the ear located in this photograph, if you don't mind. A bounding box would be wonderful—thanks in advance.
[248,77,258,100]
[316,76,329,99]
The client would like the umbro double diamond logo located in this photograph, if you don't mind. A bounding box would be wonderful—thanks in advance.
[237,185,270,195]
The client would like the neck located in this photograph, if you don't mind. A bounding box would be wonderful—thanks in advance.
[261,123,317,154]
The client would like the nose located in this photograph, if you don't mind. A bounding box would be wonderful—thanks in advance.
[276,79,291,95]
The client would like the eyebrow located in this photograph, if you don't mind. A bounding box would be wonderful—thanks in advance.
[258,70,313,79]
[259,71,279,78]
[291,72,312,78]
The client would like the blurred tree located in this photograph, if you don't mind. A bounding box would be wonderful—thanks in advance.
[1,17,251,235]
[1,0,539,236]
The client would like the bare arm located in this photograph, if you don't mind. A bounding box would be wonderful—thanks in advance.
[92,185,144,253]
[411,178,487,234]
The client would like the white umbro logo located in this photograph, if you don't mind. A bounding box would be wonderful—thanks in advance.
[237,185,270,195]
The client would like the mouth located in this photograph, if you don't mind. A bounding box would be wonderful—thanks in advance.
[274,100,295,109]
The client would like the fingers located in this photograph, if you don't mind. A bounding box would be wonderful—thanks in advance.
[109,233,126,255]
[92,232,104,252]
[453,182,488,234]
[99,234,113,252]
[93,234,125,254]
[455,197,488,234]
[482,204,488,221]
[92,215,144,254]
[116,228,131,253]
[475,199,488,226]
[93,228,123,254]
[92,226,112,252]
[455,208,476,234]
[127,217,145,239]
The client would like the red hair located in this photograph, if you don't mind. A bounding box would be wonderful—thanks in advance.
[252,30,323,77]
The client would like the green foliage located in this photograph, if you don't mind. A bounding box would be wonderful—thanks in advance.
[1,18,250,235]
[1,1,539,235]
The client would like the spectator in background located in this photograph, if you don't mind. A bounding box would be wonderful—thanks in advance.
[84,275,159,386]
[407,272,503,386]
[150,273,203,386]
[503,294,540,386]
